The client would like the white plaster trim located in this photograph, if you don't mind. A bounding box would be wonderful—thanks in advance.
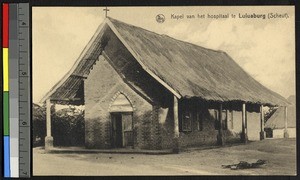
[108,91,136,112]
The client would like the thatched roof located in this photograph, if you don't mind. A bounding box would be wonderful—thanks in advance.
[265,95,296,129]
[40,17,289,106]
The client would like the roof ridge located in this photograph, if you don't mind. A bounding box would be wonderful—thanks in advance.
[41,16,289,106]
[107,16,289,106]
[107,17,224,54]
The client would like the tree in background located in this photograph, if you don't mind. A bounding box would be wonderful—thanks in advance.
[52,106,85,147]
[264,106,278,123]
[32,103,85,147]
[32,103,46,147]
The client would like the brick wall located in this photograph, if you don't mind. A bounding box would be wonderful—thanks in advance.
[231,110,261,141]
[159,107,176,149]
[177,109,218,148]
[171,108,261,148]
[84,41,262,150]
[83,26,264,150]
[84,56,154,149]
[246,111,261,141]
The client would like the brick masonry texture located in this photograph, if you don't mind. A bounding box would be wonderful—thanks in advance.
[84,54,262,150]
[85,57,154,149]
[83,28,262,150]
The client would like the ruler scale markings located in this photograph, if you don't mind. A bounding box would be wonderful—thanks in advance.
[18,3,31,178]
[9,3,19,177]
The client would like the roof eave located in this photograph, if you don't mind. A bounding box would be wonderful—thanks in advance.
[39,19,108,104]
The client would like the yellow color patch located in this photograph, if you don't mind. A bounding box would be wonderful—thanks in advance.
[3,48,9,91]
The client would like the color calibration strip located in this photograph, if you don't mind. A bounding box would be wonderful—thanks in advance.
[3,3,10,178]
[3,3,30,178]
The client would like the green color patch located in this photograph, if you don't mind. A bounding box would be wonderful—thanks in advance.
[3,92,9,135]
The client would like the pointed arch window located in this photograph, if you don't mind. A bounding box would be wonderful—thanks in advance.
[109,93,133,113]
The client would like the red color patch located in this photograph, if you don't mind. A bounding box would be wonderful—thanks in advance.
[2,3,9,48]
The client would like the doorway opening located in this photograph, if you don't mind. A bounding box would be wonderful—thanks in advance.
[109,92,134,148]
[111,113,133,148]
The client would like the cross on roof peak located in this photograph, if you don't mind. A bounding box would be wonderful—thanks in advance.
[103,7,109,18]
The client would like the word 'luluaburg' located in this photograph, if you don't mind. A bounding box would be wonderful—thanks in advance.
[171,12,289,20]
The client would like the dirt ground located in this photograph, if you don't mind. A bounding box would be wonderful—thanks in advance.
[33,138,297,176]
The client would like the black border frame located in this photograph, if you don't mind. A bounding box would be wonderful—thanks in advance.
[0,0,298,179]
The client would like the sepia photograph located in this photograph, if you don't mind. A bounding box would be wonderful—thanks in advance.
[32,6,296,176]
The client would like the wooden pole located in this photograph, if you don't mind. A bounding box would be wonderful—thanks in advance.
[241,103,248,143]
[217,103,225,146]
[260,105,265,140]
[231,110,234,129]
[45,99,53,150]
[173,96,180,153]
[226,110,229,129]
[284,106,289,138]
[46,99,51,137]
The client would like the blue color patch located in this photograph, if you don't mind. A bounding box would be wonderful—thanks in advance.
[4,136,11,177]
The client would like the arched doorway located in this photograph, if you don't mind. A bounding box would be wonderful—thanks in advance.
[109,93,134,148]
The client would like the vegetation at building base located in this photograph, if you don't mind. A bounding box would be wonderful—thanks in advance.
[33,103,46,147]
[264,107,278,123]
[33,103,85,147]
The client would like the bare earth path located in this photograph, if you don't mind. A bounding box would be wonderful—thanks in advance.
[33,138,296,176]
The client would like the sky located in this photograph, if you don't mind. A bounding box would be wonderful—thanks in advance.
[33,6,295,103]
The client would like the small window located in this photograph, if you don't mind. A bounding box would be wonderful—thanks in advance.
[181,111,192,132]
[214,110,228,130]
